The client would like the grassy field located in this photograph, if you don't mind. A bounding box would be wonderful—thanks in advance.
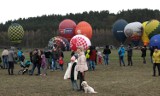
[0,49,160,96]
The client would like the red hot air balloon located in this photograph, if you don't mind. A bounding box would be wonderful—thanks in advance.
[59,19,76,41]
[75,21,92,39]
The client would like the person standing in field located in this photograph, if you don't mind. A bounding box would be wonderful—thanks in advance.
[97,50,103,64]
[103,45,111,65]
[44,49,52,69]
[1,48,9,69]
[141,46,147,64]
[40,51,47,76]
[64,55,78,90]
[118,45,125,66]
[7,47,15,75]
[89,46,97,71]
[152,47,160,76]
[76,46,88,91]
[85,47,91,68]
[17,48,23,62]
[126,44,133,66]
[51,48,58,71]
[58,56,64,71]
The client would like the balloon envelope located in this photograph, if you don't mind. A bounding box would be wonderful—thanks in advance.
[70,35,91,51]
[59,19,76,41]
[48,36,69,51]
[141,21,150,46]
[124,22,143,46]
[112,19,128,43]
[8,23,24,44]
[75,21,92,39]
[149,34,160,49]
[145,19,160,39]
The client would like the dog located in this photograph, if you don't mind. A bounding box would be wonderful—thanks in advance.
[81,81,98,93]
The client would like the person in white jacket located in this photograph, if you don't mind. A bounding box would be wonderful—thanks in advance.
[64,55,78,90]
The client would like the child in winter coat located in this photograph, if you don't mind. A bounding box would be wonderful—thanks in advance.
[64,56,78,90]
[58,56,64,71]
[40,51,47,76]
[97,51,103,64]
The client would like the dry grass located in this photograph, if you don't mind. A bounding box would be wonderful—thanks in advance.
[0,49,160,96]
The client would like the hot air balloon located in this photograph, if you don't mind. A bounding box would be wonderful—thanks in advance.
[141,21,150,46]
[70,35,91,51]
[59,36,70,51]
[59,19,76,41]
[8,23,24,44]
[112,19,128,43]
[145,19,160,39]
[124,22,143,46]
[149,34,160,49]
[48,36,69,51]
[75,21,92,39]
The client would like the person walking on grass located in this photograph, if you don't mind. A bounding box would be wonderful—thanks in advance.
[118,45,125,66]
[30,49,40,75]
[40,51,47,76]
[152,47,160,76]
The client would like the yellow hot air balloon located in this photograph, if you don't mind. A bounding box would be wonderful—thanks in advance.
[145,19,160,39]
[142,21,149,46]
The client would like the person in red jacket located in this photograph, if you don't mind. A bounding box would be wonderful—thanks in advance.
[58,56,64,71]
[89,46,97,71]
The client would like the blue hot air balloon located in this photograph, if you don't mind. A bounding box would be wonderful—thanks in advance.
[149,34,160,49]
[112,19,128,43]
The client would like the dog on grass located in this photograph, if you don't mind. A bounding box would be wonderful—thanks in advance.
[81,81,98,93]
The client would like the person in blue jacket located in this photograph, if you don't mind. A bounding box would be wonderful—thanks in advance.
[118,45,125,66]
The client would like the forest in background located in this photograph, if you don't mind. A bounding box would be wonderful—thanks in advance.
[0,8,160,48]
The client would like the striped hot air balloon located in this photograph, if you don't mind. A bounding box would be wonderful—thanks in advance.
[141,21,150,46]
[145,19,160,39]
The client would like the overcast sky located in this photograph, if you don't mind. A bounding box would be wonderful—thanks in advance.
[0,0,159,23]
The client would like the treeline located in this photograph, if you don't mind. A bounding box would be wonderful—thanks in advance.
[0,8,160,48]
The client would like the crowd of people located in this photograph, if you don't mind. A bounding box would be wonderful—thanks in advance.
[0,46,64,76]
[0,44,160,91]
